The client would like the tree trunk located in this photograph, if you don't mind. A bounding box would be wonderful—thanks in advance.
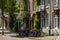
[1,9,4,35]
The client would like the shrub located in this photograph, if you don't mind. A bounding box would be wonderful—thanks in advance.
[41,32,48,36]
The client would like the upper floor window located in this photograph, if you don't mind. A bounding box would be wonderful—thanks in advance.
[27,1,30,11]
[24,0,30,11]
[53,0,58,6]
[45,0,49,6]
[40,0,44,5]
[40,0,49,6]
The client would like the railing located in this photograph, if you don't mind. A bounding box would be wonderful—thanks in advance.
[36,5,49,12]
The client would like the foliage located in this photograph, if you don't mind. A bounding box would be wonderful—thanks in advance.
[34,15,39,30]
[5,0,19,31]
[41,32,49,36]
[0,0,7,10]
[19,0,25,12]
[0,0,8,35]
[18,0,30,28]
[37,0,40,5]
[12,0,27,32]
[34,0,37,11]
[5,0,19,13]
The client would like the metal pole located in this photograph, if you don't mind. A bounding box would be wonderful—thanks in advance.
[18,0,20,33]
[44,0,45,28]
[58,0,59,28]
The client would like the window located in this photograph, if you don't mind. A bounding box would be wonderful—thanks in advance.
[40,0,49,6]
[40,0,44,5]
[53,0,58,6]
[54,17,58,27]
[27,1,30,11]
[41,13,48,28]
[45,0,49,6]
[45,14,48,27]
[53,0,56,5]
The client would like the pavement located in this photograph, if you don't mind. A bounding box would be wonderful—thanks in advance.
[0,29,58,40]
[56,35,60,40]
[0,27,58,40]
[0,34,58,40]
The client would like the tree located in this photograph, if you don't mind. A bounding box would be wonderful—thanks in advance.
[18,0,29,28]
[5,0,19,32]
[0,0,7,35]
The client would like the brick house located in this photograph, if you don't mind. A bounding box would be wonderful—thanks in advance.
[36,0,60,35]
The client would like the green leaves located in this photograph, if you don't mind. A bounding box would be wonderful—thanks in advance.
[19,0,25,12]
[5,0,19,13]
[34,0,37,11]
[34,15,39,30]
[0,0,7,10]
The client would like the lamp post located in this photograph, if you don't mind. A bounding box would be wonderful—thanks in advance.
[44,0,46,28]
[18,18,20,31]
[18,0,20,33]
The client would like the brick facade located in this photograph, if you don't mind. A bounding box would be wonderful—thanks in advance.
[36,0,60,35]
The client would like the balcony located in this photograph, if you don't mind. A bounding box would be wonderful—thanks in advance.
[53,4,59,10]
[36,5,49,12]
[36,5,44,12]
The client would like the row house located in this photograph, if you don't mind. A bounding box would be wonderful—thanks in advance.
[36,0,60,34]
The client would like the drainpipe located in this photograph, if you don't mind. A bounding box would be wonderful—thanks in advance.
[49,0,53,35]
[49,0,51,36]
[58,0,60,29]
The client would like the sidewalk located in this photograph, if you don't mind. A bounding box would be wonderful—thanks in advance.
[56,35,60,40]
[0,31,58,40]
[1,33,58,40]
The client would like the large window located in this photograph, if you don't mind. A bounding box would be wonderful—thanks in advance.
[41,13,44,28]
[41,13,48,28]
[53,0,58,7]
[53,0,58,5]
